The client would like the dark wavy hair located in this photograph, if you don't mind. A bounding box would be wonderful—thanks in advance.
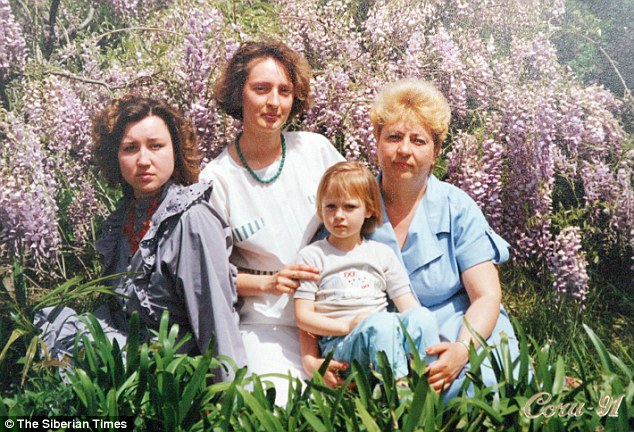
[214,40,313,121]
[92,95,201,195]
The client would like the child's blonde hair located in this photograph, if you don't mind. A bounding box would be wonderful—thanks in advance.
[316,161,383,234]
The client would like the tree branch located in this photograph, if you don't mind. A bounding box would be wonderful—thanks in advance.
[44,0,61,60]
[48,71,114,89]
[73,6,95,34]
[560,30,632,101]
[90,26,181,44]
[47,70,160,93]
[0,83,10,111]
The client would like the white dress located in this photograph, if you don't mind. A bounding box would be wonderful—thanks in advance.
[200,131,343,404]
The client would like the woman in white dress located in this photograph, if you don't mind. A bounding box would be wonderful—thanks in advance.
[199,40,344,404]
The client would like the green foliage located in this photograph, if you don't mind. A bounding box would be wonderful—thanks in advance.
[2,314,632,430]
[216,0,282,34]
[502,257,634,366]
[0,259,122,387]
[554,0,633,102]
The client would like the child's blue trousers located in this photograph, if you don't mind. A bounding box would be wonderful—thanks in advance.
[319,306,440,378]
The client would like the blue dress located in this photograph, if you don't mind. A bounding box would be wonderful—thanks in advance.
[368,174,519,398]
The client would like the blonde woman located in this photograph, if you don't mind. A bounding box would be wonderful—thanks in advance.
[368,79,519,398]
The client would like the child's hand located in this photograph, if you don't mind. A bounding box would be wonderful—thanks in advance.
[303,355,349,388]
[347,312,370,332]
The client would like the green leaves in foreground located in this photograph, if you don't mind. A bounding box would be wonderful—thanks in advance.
[66,311,232,430]
[1,312,632,431]
[0,261,125,384]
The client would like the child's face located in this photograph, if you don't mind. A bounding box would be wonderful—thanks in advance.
[321,188,371,243]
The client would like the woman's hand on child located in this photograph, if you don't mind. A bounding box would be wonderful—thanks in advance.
[266,264,319,295]
[424,342,470,393]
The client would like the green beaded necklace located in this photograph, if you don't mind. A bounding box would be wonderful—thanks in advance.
[234,132,286,184]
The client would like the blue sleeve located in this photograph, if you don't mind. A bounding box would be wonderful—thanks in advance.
[452,192,510,271]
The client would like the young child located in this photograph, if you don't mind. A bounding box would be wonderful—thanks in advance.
[294,161,439,380]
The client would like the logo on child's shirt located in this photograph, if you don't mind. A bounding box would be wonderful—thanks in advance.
[319,266,383,301]
[342,271,371,289]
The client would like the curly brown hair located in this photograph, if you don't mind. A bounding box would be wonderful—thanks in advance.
[214,40,313,121]
[92,95,201,195]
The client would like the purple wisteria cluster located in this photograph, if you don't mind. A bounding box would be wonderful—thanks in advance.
[446,133,504,233]
[21,77,107,249]
[363,0,441,59]
[429,27,469,119]
[280,0,379,162]
[0,114,60,265]
[1,0,632,300]
[0,0,26,82]
[582,159,634,254]
[160,4,240,161]
[548,226,590,307]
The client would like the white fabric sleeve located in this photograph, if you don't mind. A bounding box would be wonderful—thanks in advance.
[380,243,415,300]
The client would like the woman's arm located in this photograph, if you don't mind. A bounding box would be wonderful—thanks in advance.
[294,298,368,336]
[459,261,501,347]
[172,203,247,380]
[237,264,320,297]
[425,260,501,392]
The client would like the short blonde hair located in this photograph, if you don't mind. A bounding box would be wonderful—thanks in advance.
[316,161,382,234]
[370,79,451,153]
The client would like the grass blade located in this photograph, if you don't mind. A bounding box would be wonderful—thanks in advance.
[583,324,614,372]
[354,398,380,432]
[179,349,212,420]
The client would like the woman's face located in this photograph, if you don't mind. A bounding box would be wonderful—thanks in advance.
[241,57,294,134]
[118,115,175,199]
[377,117,437,183]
